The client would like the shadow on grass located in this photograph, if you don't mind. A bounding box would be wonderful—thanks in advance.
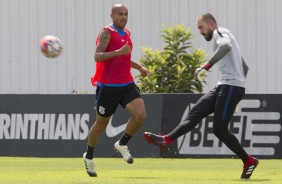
[115,176,158,180]
[238,179,271,182]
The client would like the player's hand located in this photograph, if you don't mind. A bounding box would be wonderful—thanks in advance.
[194,67,207,81]
[139,66,151,77]
[194,62,212,81]
[117,41,131,55]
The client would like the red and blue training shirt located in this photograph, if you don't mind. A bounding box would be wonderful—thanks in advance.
[91,24,134,86]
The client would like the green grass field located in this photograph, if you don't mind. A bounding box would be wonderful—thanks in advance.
[0,157,281,184]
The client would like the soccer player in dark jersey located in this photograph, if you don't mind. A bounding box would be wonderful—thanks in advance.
[144,13,258,179]
[83,4,150,177]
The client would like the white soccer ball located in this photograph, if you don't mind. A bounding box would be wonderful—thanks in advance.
[40,35,63,58]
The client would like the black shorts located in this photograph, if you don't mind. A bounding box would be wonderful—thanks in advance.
[95,82,142,117]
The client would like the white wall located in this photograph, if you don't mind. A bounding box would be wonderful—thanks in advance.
[0,0,281,94]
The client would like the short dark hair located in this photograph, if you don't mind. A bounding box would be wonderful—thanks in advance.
[201,13,217,24]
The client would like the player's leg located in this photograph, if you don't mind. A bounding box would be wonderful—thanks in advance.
[144,87,217,147]
[83,114,111,177]
[114,83,146,163]
[212,85,258,179]
[124,97,146,136]
[86,114,111,157]
[83,85,119,176]
[213,85,247,160]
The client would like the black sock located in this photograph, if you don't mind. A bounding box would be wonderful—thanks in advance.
[119,133,132,145]
[85,145,95,159]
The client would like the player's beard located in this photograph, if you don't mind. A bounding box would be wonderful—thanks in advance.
[204,29,213,41]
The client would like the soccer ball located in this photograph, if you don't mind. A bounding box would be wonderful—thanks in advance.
[40,35,63,58]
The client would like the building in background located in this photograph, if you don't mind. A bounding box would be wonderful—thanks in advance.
[0,0,281,94]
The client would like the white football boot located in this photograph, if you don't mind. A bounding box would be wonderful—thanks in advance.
[114,141,134,164]
[83,152,97,177]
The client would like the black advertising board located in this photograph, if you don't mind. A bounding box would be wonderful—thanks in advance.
[0,95,162,157]
[0,94,281,158]
[161,94,282,159]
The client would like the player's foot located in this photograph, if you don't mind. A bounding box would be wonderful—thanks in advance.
[241,157,259,179]
[83,152,97,177]
[114,141,134,164]
[143,132,169,147]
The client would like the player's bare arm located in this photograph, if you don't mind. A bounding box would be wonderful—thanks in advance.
[131,61,150,77]
[95,29,131,62]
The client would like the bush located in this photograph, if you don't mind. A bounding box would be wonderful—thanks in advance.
[136,24,207,93]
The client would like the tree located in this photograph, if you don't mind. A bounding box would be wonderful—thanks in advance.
[136,24,207,93]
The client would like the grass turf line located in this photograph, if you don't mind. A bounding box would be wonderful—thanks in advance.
[0,157,281,184]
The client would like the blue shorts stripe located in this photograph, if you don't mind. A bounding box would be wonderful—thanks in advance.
[95,85,104,106]
[221,86,234,120]
[97,81,133,87]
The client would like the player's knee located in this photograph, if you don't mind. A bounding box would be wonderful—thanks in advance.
[213,127,221,139]
[213,125,227,140]
[133,112,147,123]
[94,121,108,132]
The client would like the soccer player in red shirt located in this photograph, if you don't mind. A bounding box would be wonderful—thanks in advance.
[83,4,150,177]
